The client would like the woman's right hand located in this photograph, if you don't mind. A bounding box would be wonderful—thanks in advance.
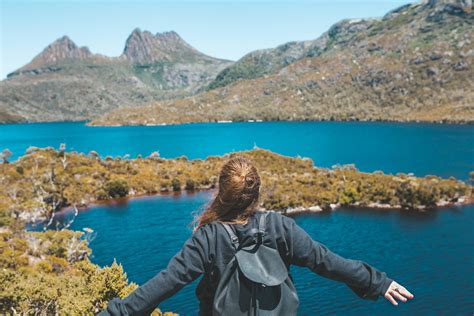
[384,281,414,306]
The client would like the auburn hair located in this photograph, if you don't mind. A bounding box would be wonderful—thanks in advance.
[195,156,261,230]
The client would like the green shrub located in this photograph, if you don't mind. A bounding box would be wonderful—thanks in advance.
[15,166,24,175]
[105,180,129,198]
[185,179,196,191]
[171,179,181,192]
[96,189,109,200]
[0,230,144,315]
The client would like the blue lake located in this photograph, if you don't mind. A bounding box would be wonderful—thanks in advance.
[4,121,473,314]
[62,193,474,315]
[1,121,473,179]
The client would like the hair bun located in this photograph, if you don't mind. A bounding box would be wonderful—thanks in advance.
[244,175,255,187]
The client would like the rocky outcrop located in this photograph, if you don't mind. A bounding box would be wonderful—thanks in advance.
[122,29,214,64]
[9,36,94,77]
[31,35,93,62]
[426,0,472,14]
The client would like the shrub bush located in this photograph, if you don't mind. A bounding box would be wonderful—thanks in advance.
[185,179,196,191]
[105,180,129,198]
[171,179,181,192]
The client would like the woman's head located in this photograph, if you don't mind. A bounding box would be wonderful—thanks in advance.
[196,156,261,229]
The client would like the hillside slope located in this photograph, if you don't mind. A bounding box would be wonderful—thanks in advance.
[205,19,373,91]
[0,30,232,123]
[92,0,474,126]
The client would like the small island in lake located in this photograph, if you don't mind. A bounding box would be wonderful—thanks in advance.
[1,147,472,226]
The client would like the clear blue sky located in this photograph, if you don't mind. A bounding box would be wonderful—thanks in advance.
[1,0,411,79]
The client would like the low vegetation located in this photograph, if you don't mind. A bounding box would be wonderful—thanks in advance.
[0,146,471,314]
[1,146,471,226]
[0,228,176,315]
[1,229,131,314]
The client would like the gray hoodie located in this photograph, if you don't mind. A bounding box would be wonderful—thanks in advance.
[100,211,392,315]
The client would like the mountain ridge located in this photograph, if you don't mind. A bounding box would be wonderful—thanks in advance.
[206,0,472,91]
[122,28,221,64]
[91,0,474,126]
[0,29,233,122]
[206,18,375,91]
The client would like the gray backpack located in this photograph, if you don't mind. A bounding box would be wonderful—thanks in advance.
[213,212,299,315]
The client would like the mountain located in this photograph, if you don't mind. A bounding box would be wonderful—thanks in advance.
[206,19,373,90]
[0,29,233,123]
[123,29,218,64]
[91,0,474,126]
[13,36,94,75]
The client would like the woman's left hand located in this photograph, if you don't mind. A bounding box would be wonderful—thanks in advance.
[384,281,414,306]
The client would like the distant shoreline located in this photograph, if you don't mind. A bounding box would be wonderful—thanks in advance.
[87,117,474,127]
[281,196,474,217]
[1,118,474,127]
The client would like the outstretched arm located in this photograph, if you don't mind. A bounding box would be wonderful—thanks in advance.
[284,217,413,303]
[99,227,211,315]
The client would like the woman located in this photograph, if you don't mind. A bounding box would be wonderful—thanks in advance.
[100,157,413,315]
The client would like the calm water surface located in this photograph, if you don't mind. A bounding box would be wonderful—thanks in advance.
[1,121,473,179]
[58,192,473,315]
[7,121,473,314]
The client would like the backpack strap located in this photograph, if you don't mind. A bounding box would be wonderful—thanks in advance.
[222,223,240,250]
[222,212,268,249]
[258,211,268,235]
[255,211,268,244]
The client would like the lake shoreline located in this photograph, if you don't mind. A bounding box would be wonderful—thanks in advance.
[2,117,474,126]
[50,188,474,225]
[281,196,474,216]
[87,117,474,127]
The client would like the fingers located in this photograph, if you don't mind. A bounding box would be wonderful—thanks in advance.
[384,282,414,306]
[397,287,414,299]
[384,292,398,306]
[390,290,407,302]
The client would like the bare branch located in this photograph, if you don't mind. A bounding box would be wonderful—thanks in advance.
[62,204,79,230]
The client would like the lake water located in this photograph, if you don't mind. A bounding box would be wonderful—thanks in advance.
[1,121,473,179]
[4,121,473,314]
[61,193,474,315]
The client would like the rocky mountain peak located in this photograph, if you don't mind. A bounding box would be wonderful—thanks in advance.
[122,28,205,64]
[33,36,91,64]
[12,36,93,75]
[53,35,77,48]
[156,30,180,40]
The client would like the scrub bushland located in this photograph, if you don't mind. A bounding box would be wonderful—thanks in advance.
[0,147,471,227]
[0,146,471,314]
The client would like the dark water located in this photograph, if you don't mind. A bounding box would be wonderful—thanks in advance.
[1,121,473,179]
[60,192,474,315]
[6,121,473,314]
